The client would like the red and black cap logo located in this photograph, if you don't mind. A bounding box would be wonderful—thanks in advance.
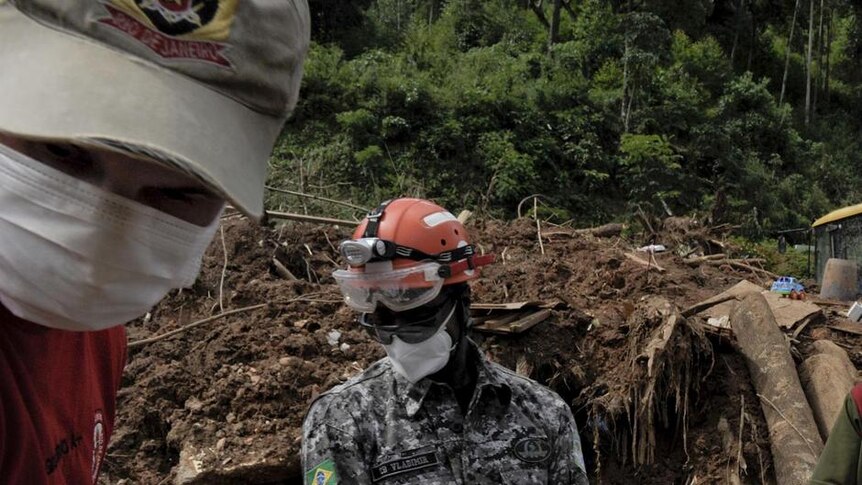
[134,0,220,35]
[99,0,238,66]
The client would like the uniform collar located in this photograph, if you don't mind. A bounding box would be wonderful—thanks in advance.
[395,340,512,417]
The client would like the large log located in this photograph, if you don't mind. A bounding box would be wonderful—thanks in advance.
[731,294,823,485]
[799,340,858,440]
[573,222,624,238]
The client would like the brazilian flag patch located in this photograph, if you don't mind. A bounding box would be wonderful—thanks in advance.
[305,459,337,485]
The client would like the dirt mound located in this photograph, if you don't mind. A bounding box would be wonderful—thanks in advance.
[101,216,815,484]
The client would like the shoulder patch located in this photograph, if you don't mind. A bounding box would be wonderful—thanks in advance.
[305,459,337,485]
[512,437,551,463]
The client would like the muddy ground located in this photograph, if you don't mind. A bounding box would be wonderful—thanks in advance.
[98,216,861,484]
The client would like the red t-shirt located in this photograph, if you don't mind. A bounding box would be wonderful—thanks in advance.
[0,305,127,484]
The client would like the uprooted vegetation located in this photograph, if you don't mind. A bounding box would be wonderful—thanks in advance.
[102,214,855,484]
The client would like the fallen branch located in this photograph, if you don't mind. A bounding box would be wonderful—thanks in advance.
[265,210,356,227]
[218,225,228,313]
[722,261,777,279]
[708,238,727,250]
[517,193,547,219]
[681,295,737,318]
[573,223,625,238]
[625,252,666,273]
[265,185,369,212]
[636,206,656,236]
[272,257,298,280]
[686,256,765,266]
[736,396,745,481]
[129,295,343,348]
[128,303,268,349]
[684,253,727,264]
[535,197,545,256]
[694,259,777,279]
[710,223,740,233]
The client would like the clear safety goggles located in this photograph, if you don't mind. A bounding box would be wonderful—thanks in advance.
[333,261,445,312]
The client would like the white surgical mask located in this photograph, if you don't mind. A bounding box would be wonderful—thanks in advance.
[0,144,219,331]
[383,304,457,383]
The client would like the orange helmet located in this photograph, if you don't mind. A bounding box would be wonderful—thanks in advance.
[333,198,494,312]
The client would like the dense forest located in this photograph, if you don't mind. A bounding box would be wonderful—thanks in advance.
[269,0,862,238]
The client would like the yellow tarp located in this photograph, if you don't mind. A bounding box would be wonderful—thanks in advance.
[812,203,862,228]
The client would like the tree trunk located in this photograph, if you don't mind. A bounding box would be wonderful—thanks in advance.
[805,0,815,126]
[813,0,824,116]
[731,294,824,485]
[621,39,629,130]
[530,0,550,28]
[396,0,401,33]
[747,15,756,70]
[730,0,745,65]
[561,0,577,21]
[780,0,801,107]
[549,0,562,46]
[624,83,634,133]
[824,8,832,103]
[428,0,437,25]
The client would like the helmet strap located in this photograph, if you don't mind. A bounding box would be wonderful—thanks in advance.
[363,199,393,238]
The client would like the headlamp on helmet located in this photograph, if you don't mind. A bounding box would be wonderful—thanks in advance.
[339,238,395,267]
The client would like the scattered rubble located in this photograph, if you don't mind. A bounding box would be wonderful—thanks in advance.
[99,216,862,484]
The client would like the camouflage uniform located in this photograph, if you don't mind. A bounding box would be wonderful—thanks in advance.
[811,382,862,484]
[302,342,588,484]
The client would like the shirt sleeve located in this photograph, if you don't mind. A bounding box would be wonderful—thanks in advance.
[302,394,373,485]
[810,391,862,485]
[548,402,589,485]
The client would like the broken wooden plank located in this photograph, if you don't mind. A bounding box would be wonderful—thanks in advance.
[474,309,552,335]
[470,300,565,311]
[483,311,529,329]
[792,313,822,340]
[810,298,852,309]
[471,301,543,311]
[510,309,552,333]
[829,321,862,337]
[696,321,734,341]
[470,315,495,326]
[682,295,738,318]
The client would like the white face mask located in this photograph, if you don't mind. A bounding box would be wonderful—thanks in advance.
[0,144,219,331]
[383,304,457,383]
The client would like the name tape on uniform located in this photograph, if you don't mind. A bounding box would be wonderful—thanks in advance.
[371,451,439,482]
